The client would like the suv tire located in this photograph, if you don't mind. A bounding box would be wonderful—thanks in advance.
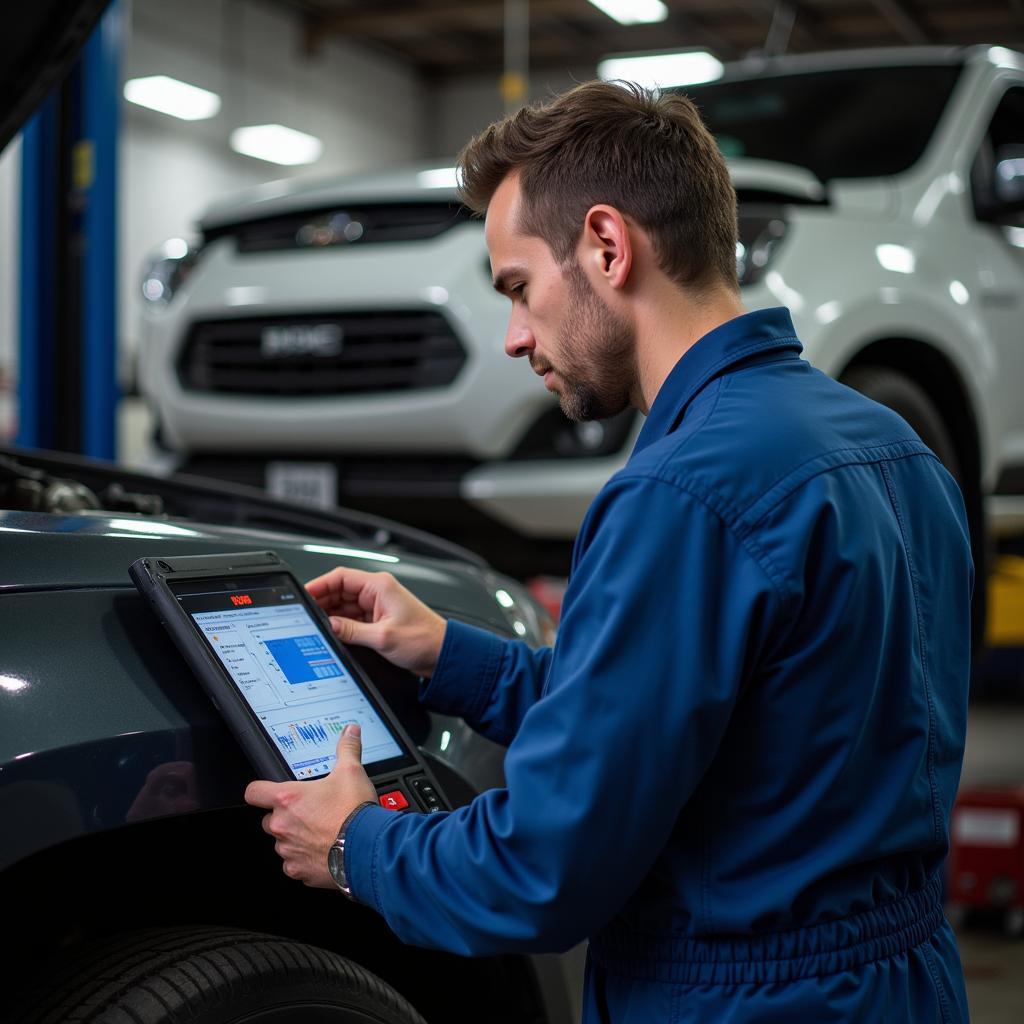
[12,926,426,1024]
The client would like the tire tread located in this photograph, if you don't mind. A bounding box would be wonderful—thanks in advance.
[11,926,425,1024]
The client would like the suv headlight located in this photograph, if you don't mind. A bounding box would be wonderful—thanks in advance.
[736,214,789,287]
[140,238,203,308]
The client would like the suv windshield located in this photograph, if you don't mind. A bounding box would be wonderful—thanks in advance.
[681,63,964,181]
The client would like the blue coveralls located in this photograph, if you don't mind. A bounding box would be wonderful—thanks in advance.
[345,307,973,1022]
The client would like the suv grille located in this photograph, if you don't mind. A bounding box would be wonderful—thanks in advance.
[205,203,471,253]
[178,311,467,396]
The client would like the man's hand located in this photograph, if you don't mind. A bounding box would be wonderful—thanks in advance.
[305,567,447,678]
[244,724,377,889]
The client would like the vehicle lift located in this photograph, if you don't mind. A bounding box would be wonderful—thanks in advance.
[18,1,122,460]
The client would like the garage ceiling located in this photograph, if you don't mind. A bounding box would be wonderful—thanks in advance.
[274,0,1024,79]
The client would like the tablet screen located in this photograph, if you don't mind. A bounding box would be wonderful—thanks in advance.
[170,572,405,779]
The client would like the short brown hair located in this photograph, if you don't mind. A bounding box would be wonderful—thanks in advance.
[457,80,738,292]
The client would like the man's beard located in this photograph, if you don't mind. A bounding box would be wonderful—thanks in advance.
[552,262,637,423]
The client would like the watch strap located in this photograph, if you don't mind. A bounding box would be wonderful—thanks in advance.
[329,800,376,899]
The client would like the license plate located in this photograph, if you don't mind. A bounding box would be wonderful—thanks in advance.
[266,462,337,510]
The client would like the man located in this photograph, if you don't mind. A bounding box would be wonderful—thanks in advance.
[246,82,972,1021]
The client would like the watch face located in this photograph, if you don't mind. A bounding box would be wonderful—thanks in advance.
[327,842,345,886]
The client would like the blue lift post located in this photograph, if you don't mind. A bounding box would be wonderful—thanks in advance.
[81,3,123,460]
[17,1,122,460]
[16,97,60,450]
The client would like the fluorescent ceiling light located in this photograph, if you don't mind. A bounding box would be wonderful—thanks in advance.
[598,50,724,88]
[587,0,667,24]
[230,124,323,166]
[123,76,221,121]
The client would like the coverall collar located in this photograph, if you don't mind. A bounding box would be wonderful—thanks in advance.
[632,306,802,459]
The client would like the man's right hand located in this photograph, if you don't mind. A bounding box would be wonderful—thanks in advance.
[305,567,448,679]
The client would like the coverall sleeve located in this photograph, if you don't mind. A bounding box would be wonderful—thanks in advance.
[417,619,554,746]
[345,474,783,954]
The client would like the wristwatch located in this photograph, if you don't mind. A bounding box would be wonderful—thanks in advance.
[328,800,375,899]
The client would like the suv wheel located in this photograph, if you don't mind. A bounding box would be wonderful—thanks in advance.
[12,926,426,1024]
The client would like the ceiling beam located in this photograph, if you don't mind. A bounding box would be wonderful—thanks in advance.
[865,0,931,45]
[303,0,757,58]
[664,10,743,60]
[305,0,601,41]
[738,0,838,52]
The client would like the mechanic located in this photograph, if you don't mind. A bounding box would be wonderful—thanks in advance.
[245,81,973,1022]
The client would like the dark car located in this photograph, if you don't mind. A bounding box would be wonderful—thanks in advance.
[0,446,582,1023]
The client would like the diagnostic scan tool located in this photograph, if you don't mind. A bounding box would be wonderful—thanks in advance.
[130,550,447,814]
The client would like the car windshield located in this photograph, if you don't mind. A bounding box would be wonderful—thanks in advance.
[680,63,964,181]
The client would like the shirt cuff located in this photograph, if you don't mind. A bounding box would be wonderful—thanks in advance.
[417,619,506,725]
[344,803,398,912]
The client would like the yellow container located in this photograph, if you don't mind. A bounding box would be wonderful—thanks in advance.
[986,556,1024,648]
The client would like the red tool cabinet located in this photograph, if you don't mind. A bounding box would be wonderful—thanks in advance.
[947,785,1024,935]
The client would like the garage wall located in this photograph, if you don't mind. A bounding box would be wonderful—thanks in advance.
[0,0,426,392]
[426,67,594,159]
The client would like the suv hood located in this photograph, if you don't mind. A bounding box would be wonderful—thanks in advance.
[199,165,462,233]
[198,156,832,235]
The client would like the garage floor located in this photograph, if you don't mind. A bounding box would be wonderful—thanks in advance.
[959,927,1024,1024]
[955,704,1024,1022]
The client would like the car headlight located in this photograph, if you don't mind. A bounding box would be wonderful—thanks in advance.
[140,238,203,308]
[736,214,789,287]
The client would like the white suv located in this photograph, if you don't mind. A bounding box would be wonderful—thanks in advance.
[139,45,1024,591]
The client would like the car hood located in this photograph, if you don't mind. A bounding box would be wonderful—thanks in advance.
[0,445,547,641]
[0,506,532,638]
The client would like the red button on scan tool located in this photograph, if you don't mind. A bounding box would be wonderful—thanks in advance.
[379,790,409,811]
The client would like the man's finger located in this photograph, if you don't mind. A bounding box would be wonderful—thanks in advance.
[332,722,363,772]
[245,780,282,809]
[330,615,376,648]
[305,567,372,601]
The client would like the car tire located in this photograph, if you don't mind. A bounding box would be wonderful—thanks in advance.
[11,926,426,1024]
[841,366,961,483]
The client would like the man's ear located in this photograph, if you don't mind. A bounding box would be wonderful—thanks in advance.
[580,205,633,291]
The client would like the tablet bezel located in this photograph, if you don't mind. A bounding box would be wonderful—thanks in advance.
[133,552,420,782]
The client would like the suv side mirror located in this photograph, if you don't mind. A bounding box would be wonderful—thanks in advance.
[995,144,1024,204]
[975,143,1024,222]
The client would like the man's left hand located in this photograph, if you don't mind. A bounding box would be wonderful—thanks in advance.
[244,723,377,889]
